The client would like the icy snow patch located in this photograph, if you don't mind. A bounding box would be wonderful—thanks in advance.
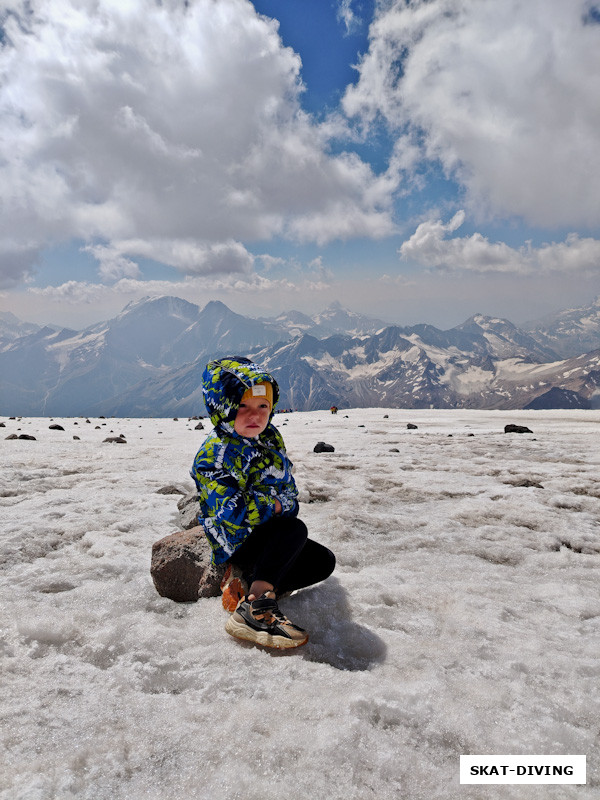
[1,410,599,799]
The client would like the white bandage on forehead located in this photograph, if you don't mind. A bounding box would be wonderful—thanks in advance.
[252,385,267,397]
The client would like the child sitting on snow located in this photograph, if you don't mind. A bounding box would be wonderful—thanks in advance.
[191,356,335,649]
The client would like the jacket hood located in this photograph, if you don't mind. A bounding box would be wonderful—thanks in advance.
[202,356,280,428]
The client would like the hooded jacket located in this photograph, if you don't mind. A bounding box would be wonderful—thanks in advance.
[190,357,298,564]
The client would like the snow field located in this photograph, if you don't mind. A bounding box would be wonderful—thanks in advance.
[1,409,599,799]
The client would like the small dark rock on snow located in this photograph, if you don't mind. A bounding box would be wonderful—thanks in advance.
[314,441,335,453]
[103,435,127,443]
[157,485,186,495]
[407,423,418,430]
[504,424,533,434]
[505,478,544,489]
[49,424,65,431]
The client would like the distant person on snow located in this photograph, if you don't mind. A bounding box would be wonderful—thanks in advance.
[190,356,335,650]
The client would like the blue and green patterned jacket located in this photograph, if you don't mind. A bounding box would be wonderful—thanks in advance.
[190,357,298,564]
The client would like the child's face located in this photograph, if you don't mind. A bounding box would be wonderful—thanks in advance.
[234,396,271,438]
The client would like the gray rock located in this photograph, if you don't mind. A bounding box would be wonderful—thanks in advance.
[103,436,127,443]
[150,526,224,602]
[195,422,205,430]
[407,423,418,430]
[177,491,201,530]
[5,433,18,440]
[18,434,36,440]
[156,485,186,495]
[49,424,65,431]
[177,491,196,511]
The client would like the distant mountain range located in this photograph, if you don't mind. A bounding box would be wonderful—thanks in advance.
[522,298,600,359]
[0,311,46,342]
[1,296,599,416]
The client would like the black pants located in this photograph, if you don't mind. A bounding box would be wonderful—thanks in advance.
[230,516,335,595]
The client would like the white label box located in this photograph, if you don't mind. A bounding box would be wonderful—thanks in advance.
[460,755,586,784]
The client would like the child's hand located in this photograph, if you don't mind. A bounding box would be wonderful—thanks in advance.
[274,498,283,515]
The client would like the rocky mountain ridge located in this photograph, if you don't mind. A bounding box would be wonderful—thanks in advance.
[1,295,600,415]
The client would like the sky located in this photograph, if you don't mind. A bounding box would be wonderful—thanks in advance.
[1,0,600,330]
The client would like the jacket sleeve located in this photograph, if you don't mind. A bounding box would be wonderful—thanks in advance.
[251,427,299,517]
[258,472,299,517]
[192,458,280,562]
[250,485,298,518]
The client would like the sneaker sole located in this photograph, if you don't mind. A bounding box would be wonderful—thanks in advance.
[225,615,308,650]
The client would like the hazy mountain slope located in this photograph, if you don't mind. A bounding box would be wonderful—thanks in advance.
[2,297,600,415]
[0,326,87,416]
[525,297,600,358]
[453,314,559,361]
[0,311,42,347]
[261,301,390,339]
[0,297,287,416]
[96,353,210,418]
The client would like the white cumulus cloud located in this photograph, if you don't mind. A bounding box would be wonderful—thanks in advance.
[0,0,393,287]
[84,239,255,278]
[344,0,600,228]
[400,211,600,274]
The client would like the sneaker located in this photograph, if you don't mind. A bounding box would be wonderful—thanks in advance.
[225,591,308,649]
[220,564,248,613]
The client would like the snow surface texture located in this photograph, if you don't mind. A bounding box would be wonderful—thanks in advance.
[1,410,599,800]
